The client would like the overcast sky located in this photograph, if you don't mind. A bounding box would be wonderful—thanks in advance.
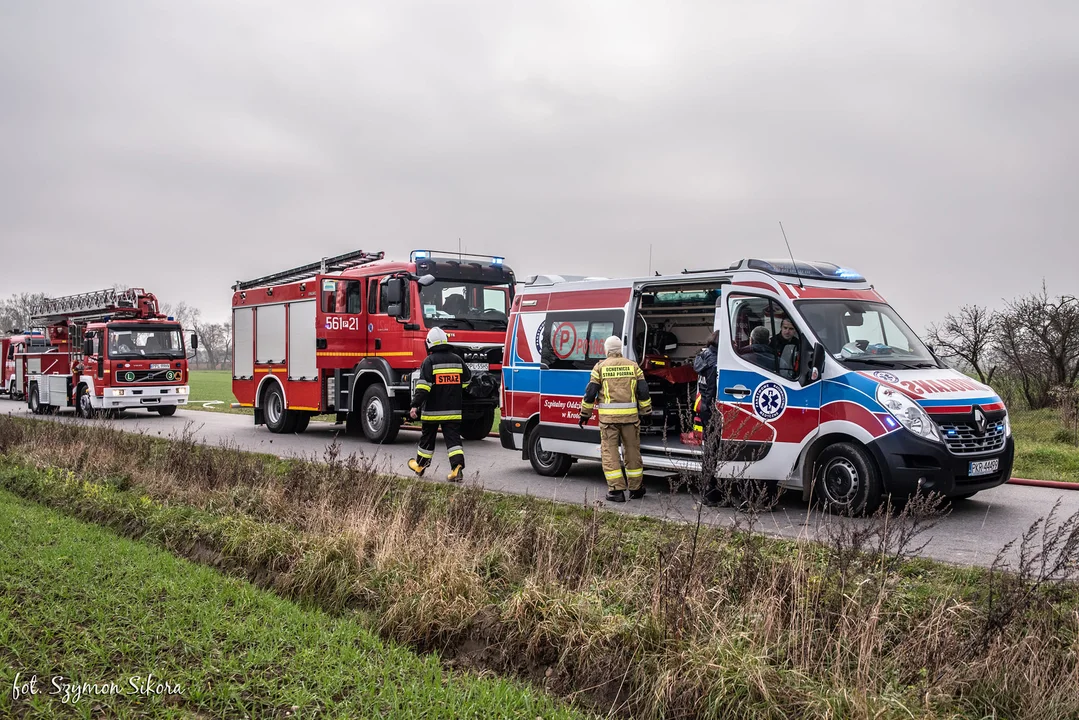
[2,1,1076,330]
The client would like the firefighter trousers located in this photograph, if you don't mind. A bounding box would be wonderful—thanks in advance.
[415,421,465,470]
[600,421,643,491]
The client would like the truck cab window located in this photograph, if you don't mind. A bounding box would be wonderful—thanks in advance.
[728,295,802,381]
[346,280,364,314]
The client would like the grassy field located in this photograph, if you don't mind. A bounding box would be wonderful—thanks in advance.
[0,488,586,719]
[2,416,1078,719]
[185,370,501,432]
[1010,408,1079,482]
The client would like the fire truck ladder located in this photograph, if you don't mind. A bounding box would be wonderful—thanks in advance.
[232,250,386,292]
[29,288,150,326]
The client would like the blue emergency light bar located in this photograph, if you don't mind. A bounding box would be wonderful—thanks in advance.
[412,249,507,268]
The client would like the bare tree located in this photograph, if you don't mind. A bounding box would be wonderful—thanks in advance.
[925,304,998,384]
[0,292,48,332]
[994,285,1079,409]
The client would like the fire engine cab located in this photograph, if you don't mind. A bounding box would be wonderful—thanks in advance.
[500,259,1015,513]
[18,288,195,417]
[2,331,48,400]
[231,249,514,442]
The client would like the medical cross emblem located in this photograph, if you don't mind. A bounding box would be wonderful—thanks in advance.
[752,381,787,421]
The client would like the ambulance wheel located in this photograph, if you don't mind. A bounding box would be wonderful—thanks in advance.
[29,385,43,415]
[76,386,96,419]
[814,442,882,516]
[262,384,296,434]
[527,427,572,477]
[359,385,400,444]
[155,405,177,417]
[292,413,311,434]
[461,408,495,441]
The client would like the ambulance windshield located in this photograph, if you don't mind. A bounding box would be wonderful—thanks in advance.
[418,280,511,331]
[795,301,939,368]
[108,325,185,359]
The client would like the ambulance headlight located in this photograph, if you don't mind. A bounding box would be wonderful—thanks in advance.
[1004,412,1011,437]
[876,385,942,443]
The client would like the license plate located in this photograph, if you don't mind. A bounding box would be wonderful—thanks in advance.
[969,459,999,477]
[150,363,170,369]
[467,362,489,373]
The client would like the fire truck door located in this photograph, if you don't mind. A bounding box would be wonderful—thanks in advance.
[318,277,367,359]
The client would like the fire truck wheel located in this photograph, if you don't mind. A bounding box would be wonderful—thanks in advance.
[814,442,883,516]
[29,385,44,415]
[359,384,400,444]
[155,405,177,417]
[262,383,297,434]
[76,386,96,419]
[292,413,310,433]
[460,408,495,441]
[527,427,573,477]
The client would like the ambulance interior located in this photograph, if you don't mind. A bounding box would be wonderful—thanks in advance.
[629,281,801,445]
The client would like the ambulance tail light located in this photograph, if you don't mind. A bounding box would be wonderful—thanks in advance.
[876,385,942,443]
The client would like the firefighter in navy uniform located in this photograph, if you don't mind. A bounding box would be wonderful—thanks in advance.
[579,336,652,502]
[407,327,472,482]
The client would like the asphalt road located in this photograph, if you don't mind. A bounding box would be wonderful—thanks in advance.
[3,396,1077,569]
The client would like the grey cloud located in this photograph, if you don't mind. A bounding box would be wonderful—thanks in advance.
[1,0,1076,330]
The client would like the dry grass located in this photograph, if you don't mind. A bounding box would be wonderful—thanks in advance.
[1,415,1078,719]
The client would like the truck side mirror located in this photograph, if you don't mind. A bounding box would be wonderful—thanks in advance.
[382,277,409,320]
[190,333,198,350]
[83,339,93,357]
[810,342,826,382]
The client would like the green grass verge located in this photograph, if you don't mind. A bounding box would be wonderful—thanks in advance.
[0,487,587,720]
[1010,408,1079,482]
[185,370,501,432]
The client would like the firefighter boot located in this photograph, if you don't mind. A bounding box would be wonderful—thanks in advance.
[407,459,426,477]
[446,466,463,482]
[606,490,626,503]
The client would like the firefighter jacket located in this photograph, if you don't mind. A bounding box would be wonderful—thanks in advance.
[410,346,472,422]
[580,355,652,425]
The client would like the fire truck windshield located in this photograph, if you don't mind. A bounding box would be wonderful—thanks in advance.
[795,300,940,369]
[418,280,511,331]
[108,325,185,359]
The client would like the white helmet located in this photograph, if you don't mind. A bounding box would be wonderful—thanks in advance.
[604,336,623,355]
[426,326,449,349]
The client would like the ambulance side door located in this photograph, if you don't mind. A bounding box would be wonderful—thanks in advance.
[538,310,625,427]
[716,286,821,480]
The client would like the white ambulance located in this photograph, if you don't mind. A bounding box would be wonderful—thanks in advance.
[498,259,1014,513]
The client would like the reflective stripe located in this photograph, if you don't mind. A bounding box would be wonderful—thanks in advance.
[433,368,461,375]
[433,363,461,370]
[415,382,431,391]
[581,401,595,411]
[604,468,624,480]
[461,382,470,389]
[598,407,639,416]
[422,413,462,421]
[693,424,703,432]
[447,446,464,457]
[597,402,636,409]
[625,468,643,478]
[417,449,433,459]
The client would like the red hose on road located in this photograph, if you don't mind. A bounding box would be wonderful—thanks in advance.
[1008,477,1079,491]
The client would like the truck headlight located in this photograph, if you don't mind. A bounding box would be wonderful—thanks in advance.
[876,385,942,443]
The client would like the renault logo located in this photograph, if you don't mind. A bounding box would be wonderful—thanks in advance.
[973,406,987,436]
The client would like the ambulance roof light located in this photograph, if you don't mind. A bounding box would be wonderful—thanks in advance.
[744,258,865,283]
[492,256,504,266]
[411,250,429,261]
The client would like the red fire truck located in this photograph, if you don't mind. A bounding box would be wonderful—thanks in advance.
[231,249,514,442]
[3,331,48,400]
[17,288,196,417]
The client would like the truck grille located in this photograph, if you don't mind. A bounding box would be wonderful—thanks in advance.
[114,369,182,384]
[936,421,1006,455]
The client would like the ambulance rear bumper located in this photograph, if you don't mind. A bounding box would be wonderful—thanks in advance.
[868,431,1014,498]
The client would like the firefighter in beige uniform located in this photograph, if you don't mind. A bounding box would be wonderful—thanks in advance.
[578,336,652,502]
